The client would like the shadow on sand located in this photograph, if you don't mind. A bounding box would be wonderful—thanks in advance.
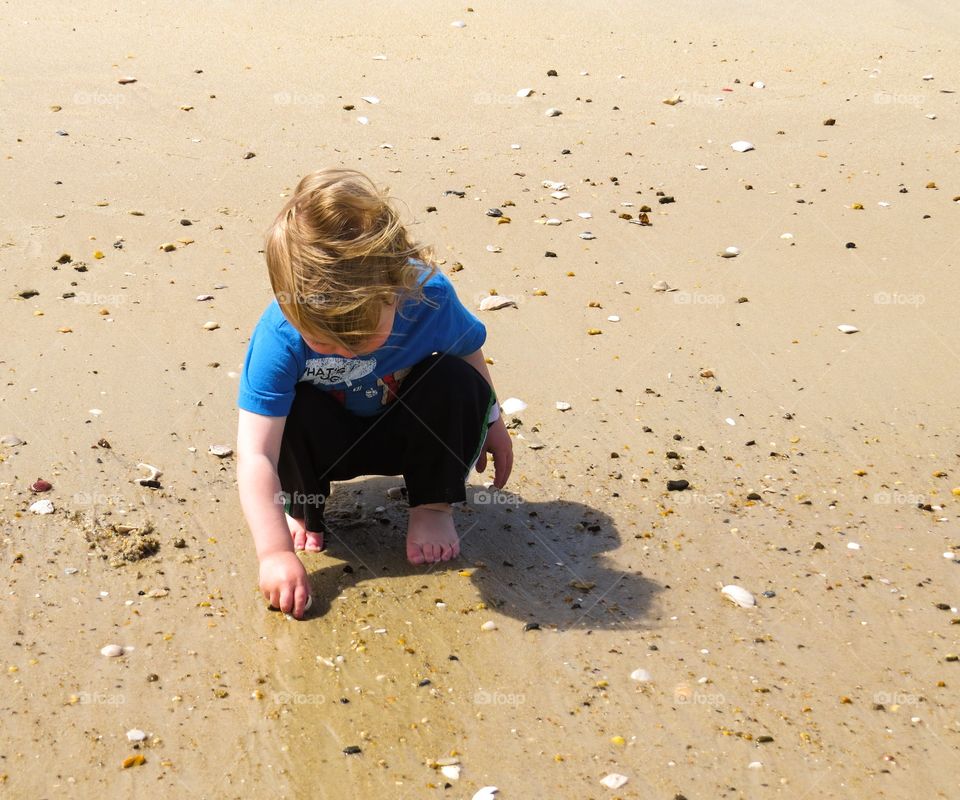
[297,477,661,631]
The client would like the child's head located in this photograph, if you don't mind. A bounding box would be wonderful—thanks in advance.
[265,168,436,354]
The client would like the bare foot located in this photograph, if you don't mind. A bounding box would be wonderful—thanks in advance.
[286,513,324,552]
[406,503,460,564]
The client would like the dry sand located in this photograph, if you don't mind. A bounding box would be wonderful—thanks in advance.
[2,2,959,798]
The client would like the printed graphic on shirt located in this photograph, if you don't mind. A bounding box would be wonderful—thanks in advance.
[302,356,377,387]
[377,366,412,406]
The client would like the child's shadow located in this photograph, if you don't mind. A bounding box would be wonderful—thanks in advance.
[302,478,661,631]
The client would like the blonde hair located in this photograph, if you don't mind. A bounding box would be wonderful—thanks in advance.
[265,168,438,349]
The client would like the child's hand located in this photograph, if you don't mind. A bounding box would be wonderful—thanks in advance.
[259,550,312,619]
[475,417,514,489]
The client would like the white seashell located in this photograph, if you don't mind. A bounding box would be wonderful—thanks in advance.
[208,444,233,458]
[630,668,652,682]
[372,54,387,60]
[544,218,562,226]
[137,463,162,481]
[580,70,589,75]
[480,620,498,631]
[479,295,517,311]
[545,107,562,117]
[551,191,570,200]
[472,788,498,800]
[89,408,103,416]
[925,113,937,120]
[579,231,596,240]
[694,164,708,170]
[730,140,755,152]
[196,294,214,301]
[64,567,79,575]
[379,143,393,149]
[356,116,369,125]
[485,245,502,253]
[577,211,592,219]
[751,81,765,88]
[780,232,794,239]
[30,499,55,515]
[721,584,756,607]
[1,434,24,446]
[360,95,380,104]
[555,402,571,411]
[651,280,674,292]
[450,20,466,28]
[440,765,461,780]
[607,315,620,322]
[837,324,859,334]
[600,773,629,789]
[500,397,527,415]
[100,644,124,657]
[922,74,934,80]
[126,729,147,742]
[516,87,533,97]
[720,246,740,258]
[847,542,861,550]
[748,761,763,769]
[542,180,566,191]
[510,144,521,149]
[203,321,219,330]
[944,552,956,560]
[725,417,736,425]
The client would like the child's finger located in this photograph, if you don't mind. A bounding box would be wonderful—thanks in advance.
[475,451,487,473]
[292,585,311,619]
[278,586,294,615]
[492,445,514,489]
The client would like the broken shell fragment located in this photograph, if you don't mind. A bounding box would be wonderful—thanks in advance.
[208,444,233,458]
[479,295,517,311]
[555,401,572,411]
[126,729,147,742]
[720,246,740,258]
[2,434,25,447]
[516,87,533,97]
[651,280,675,292]
[29,499,55,515]
[600,773,629,789]
[579,231,596,240]
[480,620,498,631]
[137,463,162,482]
[721,584,757,608]
[472,789,499,800]
[630,668,652,682]
[544,107,562,117]
[500,397,527,415]
[837,324,860,334]
[730,140,755,152]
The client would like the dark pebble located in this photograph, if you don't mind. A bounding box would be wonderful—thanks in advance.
[757,735,774,743]
[426,205,437,212]
[544,251,557,258]
[443,189,465,197]
[523,622,541,631]
[762,590,776,598]
[173,538,187,548]
[823,118,836,126]
[935,603,951,611]
[745,440,757,446]
[343,564,354,573]
[97,438,111,448]
[746,492,762,500]
[658,196,675,204]
[18,289,39,299]
[673,434,682,441]
[667,479,690,491]
[140,479,161,489]
[243,151,256,159]
[666,451,679,459]
[343,745,362,755]
[418,679,432,687]
[547,69,558,76]
[486,208,503,217]
[561,148,571,154]
[147,673,159,682]
[57,253,72,264]
[180,219,192,226]
[845,242,857,249]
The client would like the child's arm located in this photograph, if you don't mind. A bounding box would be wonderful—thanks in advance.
[237,409,312,618]
[459,348,514,489]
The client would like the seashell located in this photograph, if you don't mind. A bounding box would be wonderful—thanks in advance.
[751,80,765,88]
[360,95,380,104]
[450,20,466,27]
[516,87,533,97]
[694,164,708,170]
[208,444,233,458]
[730,140,755,152]
[480,620,498,631]
[719,246,740,258]
[780,232,794,239]
[551,191,570,199]
[925,113,937,120]
[64,567,79,575]
[662,94,682,105]
[587,328,602,335]
[440,764,461,780]
[544,107,562,117]
[196,294,214,301]
[356,116,369,124]
[577,211,592,219]
[510,143,521,149]
[555,401,571,411]
[485,245,502,253]
[725,417,736,425]
[372,54,387,60]
[486,208,503,217]
[922,74,934,80]
[29,499,54,515]
[544,218,562,226]
[137,463,162,481]
[944,552,956,560]
[101,644,124,657]
[472,789,499,800]
[847,542,861,550]
[117,77,137,85]
[89,409,102,416]
[607,315,620,322]
[479,295,517,311]
[630,668,652,682]
[500,397,527,415]
[542,180,566,190]
[1,434,24,446]
[126,729,147,742]
[721,584,756,607]
[651,280,674,292]
[203,321,219,330]
[600,774,629,789]
[748,761,763,769]
[579,231,596,240]
[837,324,859,334]
[31,479,52,492]
[122,754,146,768]
[379,143,393,148]
[146,588,169,598]
[160,242,177,251]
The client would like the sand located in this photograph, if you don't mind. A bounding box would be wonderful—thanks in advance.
[2,1,959,798]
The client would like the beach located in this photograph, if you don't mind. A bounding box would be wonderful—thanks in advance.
[2,2,959,797]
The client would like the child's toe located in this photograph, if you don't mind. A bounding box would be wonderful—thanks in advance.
[406,542,426,564]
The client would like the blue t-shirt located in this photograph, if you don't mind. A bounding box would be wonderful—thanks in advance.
[238,267,486,418]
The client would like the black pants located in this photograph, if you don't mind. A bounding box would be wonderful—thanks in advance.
[276,353,495,533]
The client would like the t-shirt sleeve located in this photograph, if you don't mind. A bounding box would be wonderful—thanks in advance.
[237,312,302,417]
[427,273,487,356]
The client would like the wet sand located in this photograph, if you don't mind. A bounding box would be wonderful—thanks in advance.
[2,2,959,798]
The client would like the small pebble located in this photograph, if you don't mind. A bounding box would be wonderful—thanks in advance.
[481,620,498,631]
[630,668,652,682]
[100,644,124,658]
